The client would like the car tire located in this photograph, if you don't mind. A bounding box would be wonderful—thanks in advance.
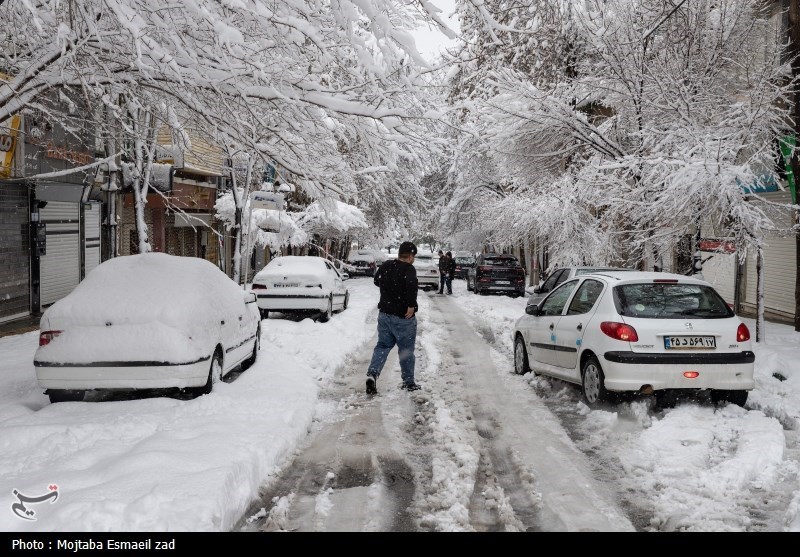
[514,335,531,375]
[199,349,223,396]
[318,296,333,323]
[47,389,85,403]
[711,389,748,407]
[259,308,269,320]
[581,355,611,407]
[243,325,260,370]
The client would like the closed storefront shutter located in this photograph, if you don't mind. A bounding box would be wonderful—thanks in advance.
[40,201,80,307]
[0,184,30,322]
[743,192,797,321]
[82,202,101,278]
[702,252,736,305]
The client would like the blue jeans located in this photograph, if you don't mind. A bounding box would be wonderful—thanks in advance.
[367,312,417,384]
[439,273,451,294]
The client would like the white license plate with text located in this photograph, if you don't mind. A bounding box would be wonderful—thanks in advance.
[664,336,716,349]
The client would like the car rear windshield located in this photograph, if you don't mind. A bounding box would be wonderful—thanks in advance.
[455,257,475,264]
[614,283,734,319]
[482,257,519,266]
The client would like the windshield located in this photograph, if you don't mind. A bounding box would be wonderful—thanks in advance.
[614,283,734,319]
[483,257,519,266]
[455,257,475,265]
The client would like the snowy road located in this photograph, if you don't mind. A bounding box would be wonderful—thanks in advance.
[237,286,634,532]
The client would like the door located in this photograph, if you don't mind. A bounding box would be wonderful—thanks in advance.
[528,279,579,370]
[553,279,605,376]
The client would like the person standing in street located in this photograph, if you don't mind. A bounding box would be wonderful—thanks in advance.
[446,251,455,294]
[437,250,452,295]
[366,241,420,394]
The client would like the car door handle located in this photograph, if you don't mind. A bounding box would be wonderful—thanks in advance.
[221,320,225,325]
[576,323,582,331]
[549,323,554,330]
[239,315,243,321]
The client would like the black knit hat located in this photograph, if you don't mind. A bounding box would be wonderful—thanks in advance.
[398,241,417,256]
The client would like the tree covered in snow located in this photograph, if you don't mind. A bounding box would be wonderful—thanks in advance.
[445,0,796,279]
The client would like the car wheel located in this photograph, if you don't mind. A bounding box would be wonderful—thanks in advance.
[711,389,748,407]
[318,296,333,323]
[243,325,260,369]
[199,349,223,396]
[581,356,611,407]
[47,389,85,403]
[259,308,269,320]
[514,335,531,375]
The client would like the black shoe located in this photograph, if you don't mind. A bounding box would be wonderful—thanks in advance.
[401,382,421,391]
[366,375,377,395]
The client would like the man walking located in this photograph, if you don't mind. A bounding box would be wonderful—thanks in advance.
[366,241,421,394]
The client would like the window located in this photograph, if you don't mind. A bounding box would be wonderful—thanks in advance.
[614,283,733,319]
[567,279,604,315]
[540,280,579,316]
[540,269,565,293]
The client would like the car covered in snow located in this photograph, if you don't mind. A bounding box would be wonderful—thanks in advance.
[251,256,349,322]
[346,249,386,277]
[412,252,440,291]
[512,271,754,408]
[34,253,261,404]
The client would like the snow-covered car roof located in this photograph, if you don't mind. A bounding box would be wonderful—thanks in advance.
[255,255,330,278]
[41,253,246,329]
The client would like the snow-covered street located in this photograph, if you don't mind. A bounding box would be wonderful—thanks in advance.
[1,278,798,532]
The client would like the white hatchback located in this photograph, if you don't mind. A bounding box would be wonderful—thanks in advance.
[512,271,754,407]
[251,256,349,322]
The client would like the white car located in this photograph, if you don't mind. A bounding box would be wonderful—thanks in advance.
[527,265,635,307]
[251,256,349,322]
[413,253,440,291]
[512,271,754,407]
[34,253,261,404]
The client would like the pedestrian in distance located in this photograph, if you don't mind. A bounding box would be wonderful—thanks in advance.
[446,251,455,294]
[438,250,452,295]
[365,241,421,394]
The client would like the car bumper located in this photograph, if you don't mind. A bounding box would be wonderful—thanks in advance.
[256,293,329,312]
[600,351,756,391]
[35,356,212,390]
[417,275,439,287]
[477,283,525,293]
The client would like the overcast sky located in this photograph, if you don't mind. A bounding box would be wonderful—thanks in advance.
[412,0,460,59]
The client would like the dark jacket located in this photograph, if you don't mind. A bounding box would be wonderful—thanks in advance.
[373,259,418,317]
[438,254,451,274]
[448,257,456,280]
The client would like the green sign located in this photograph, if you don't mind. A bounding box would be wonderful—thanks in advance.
[778,135,797,205]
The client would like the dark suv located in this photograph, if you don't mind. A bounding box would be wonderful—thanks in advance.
[467,254,526,297]
[453,255,476,279]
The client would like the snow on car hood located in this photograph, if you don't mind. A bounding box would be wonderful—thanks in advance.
[40,252,245,331]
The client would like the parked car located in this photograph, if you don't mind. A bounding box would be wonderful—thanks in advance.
[345,249,386,277]
[528,266,635,307]
[512,271,754,408]
[252,255,349,322]
[467,253,526,297]
[453,253,476,280]
[413,253,440,291]
[34,253,261,404]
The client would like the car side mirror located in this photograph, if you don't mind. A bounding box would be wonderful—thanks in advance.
[532,285,541,294]
[243,291,257,304]
[525,303,540,316]
[341,273,349,280]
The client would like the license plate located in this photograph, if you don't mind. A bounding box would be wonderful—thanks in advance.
[664,336,716,349]
[496,280,510,285]
[273,283,299,288]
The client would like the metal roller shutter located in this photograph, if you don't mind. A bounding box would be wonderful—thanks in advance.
[83,202,101,278]
[744,192,796,319]
[40,201,80,306]
[701,252,736,305]
[0,184,30,322]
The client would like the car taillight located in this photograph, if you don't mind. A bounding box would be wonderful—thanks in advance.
[251,284,266,290]
[39,330,62,346]
[600,322,638,342]
[737,323,750,342]
[478,266,492,271]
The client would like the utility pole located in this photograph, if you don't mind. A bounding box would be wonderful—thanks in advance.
[789,0,800,332]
